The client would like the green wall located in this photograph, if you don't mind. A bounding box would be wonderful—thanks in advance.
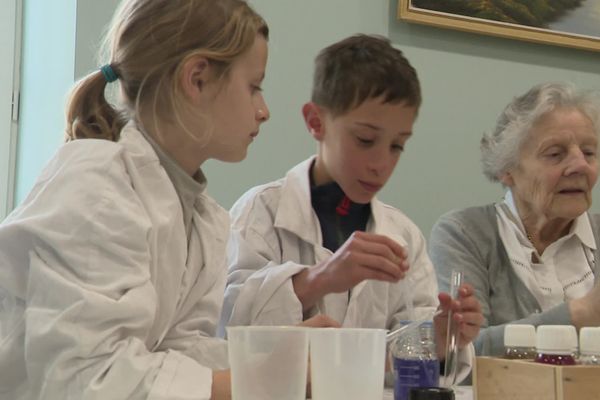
[385,1,600,234]
[14,0,600,237]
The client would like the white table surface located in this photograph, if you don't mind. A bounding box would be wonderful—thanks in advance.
[383,386,473,400]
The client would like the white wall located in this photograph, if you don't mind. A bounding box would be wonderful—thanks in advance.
[13,0,117,206]
[12,0,600,237]
[15,0,77,204]
[0,0,20,219]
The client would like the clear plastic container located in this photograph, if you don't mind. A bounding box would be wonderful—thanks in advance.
[503,324,536,360]
[535,325,577,366]
[578,327,600,365]
[392,322,440,400]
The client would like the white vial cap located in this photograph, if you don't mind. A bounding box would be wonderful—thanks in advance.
[504,324,536,347]
[536,325,577,354]
[579,327,600,355]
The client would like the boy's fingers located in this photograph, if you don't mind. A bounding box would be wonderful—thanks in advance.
[355,253,405,280]
[354,231,407,260]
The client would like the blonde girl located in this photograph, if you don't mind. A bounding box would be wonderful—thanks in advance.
[0,0,275,398]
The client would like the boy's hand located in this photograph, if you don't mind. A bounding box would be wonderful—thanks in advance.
[293,231,409,310]
[433,283,483,359]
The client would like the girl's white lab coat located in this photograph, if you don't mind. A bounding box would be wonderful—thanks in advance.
[221,158,473,382]
[0,123,228,399]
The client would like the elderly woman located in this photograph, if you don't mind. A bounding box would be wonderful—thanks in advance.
[429,82,600,356]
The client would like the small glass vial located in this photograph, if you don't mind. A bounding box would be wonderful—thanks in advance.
[535,325,577,366]
[503,324,536,360]
[578,327,600,365]
[392,322,440,400]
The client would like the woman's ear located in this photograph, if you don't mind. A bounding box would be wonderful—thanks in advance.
[302,102,325,141]
[179,55,211,102]
[499,171,515,187]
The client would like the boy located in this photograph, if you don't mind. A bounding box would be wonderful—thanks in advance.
[220,34,482,382]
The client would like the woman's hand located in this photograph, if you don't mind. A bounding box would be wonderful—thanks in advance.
[433,283,484,359]
[569,279,600,328]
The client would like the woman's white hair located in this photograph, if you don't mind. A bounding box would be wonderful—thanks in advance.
[481,82,600,183]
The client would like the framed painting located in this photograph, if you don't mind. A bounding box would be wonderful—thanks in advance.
[397,0,600,52]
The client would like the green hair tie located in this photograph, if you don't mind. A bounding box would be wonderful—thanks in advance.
[100,64,118,83]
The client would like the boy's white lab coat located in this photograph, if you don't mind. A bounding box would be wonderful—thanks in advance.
[222,157,438,329]
[221,157,473,383]
[0,123,228,399]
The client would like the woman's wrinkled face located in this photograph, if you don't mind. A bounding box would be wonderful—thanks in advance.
[503,108,598,224]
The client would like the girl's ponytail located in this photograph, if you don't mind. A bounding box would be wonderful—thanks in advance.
[64,66,125,142]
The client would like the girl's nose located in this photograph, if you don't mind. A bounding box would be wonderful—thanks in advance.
[257,101,270,122]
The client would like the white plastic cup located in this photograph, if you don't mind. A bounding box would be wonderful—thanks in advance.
[227,326,309,400]
[309,328,386,400]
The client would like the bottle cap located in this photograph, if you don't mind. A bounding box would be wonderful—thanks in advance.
[409,387,454,400]
[536,325,577,354]
[579,327,600,355]
[504,324,536,347]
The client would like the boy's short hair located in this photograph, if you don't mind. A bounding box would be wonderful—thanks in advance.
[311,34,421,116]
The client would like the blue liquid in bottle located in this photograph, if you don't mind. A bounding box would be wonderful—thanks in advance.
[391,322,440,400]
[393,357,440,400]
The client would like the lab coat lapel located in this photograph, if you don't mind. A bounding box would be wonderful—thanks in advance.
[119,126,187,348]
[274,157,322,247]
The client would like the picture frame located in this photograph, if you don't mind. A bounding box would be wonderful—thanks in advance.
[397,0,600,52]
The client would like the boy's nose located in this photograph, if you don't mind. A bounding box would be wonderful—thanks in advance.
[368,155,391,177]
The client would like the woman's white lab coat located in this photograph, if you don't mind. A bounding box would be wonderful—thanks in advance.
[221,157,473,383]
[0,123,228,399]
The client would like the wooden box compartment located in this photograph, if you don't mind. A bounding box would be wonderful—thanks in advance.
[473,356,600,400]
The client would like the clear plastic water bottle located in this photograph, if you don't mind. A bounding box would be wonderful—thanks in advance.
[392,321,440,400]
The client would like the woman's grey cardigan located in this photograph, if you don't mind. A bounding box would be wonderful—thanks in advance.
[429,204,600,356]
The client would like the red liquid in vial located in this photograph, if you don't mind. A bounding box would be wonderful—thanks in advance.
[535,353,575,365]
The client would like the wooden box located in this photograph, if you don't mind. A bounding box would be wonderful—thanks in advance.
[473,356,600,400]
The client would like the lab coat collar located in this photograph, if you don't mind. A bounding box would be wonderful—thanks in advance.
[274,157,323,245]
[273,156,401,250]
